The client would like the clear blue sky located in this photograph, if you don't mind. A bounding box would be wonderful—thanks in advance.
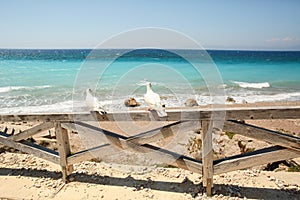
[1,0,300,50]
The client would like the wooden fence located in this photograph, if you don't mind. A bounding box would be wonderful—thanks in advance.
[0,105,300,196]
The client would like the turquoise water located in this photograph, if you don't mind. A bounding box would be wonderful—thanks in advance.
[0,49,299,113]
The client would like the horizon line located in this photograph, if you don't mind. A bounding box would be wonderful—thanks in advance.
[1,47,300,52]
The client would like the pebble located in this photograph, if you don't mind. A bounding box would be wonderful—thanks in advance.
[287,185,298,190]
[174,173,181,178]
[226,178,232,182]
[268,176,276,181]
[34,183,41,188]
[277,183,284,189]
[275,180,284,189]
[275,179,283,187]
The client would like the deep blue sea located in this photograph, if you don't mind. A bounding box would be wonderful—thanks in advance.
[0,49,299,113]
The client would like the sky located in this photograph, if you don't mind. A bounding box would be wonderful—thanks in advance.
[0,0,300,50]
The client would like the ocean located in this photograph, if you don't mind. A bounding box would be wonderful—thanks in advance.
[0,49,300,113]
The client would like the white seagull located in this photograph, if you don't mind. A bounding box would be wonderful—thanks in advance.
[144,82,167,117]
[85,89,106,114]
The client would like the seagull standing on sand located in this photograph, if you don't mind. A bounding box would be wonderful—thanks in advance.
[144,82,167,117]
[85,89,106,114]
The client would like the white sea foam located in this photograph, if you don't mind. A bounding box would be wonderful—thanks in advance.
[0,85,51,93]
[136,80,158,86]
[232,81,270,89]
[1,91,300,114]
[0,100,85,114]
[225,91,300,104]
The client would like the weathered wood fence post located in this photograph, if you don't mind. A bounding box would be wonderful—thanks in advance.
[55,122,73,182]
[201,120,214,196]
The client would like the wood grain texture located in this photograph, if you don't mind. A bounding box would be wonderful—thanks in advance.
[0,132,59,164]
[10,122,54,141]
[224,120,300,152]
[0,106,299,122]
[1,106,300,191]
[55,123,73,182]
[201,120,213,196]
[66,121,203,173]
[214,146,300,174]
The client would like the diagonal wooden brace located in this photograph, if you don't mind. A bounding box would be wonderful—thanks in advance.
[224,120,300,152]
[64,121,203,173]
[10,122,54,141]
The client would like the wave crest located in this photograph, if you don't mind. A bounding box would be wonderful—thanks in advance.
[232,81,270,89]
[0,85,51,93]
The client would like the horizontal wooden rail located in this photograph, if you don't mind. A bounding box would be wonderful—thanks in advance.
[0,106,300,122]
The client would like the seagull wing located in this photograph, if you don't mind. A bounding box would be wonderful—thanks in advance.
[144,90,167,117]
[85,89,106,114]
[152,103,167,117]
[144,91,158,108]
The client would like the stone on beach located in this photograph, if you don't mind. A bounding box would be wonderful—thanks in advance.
[184,98,199,107]
[124,97,140,107]
[226,96,236,103]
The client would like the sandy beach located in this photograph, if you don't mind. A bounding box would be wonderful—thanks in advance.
[0,152,299,200]
[1,0,300,199]
[0,101,300,199]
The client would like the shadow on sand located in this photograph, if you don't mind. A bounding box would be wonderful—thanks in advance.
[0,167,299,199]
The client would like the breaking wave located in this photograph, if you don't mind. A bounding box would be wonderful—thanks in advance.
[232,81,270,89]
[0,85,51,93]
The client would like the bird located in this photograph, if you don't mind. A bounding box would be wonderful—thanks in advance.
[144,82,167,117]
[85,89,107,114]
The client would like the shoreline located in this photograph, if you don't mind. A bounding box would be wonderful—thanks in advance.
[1,100,300,114]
